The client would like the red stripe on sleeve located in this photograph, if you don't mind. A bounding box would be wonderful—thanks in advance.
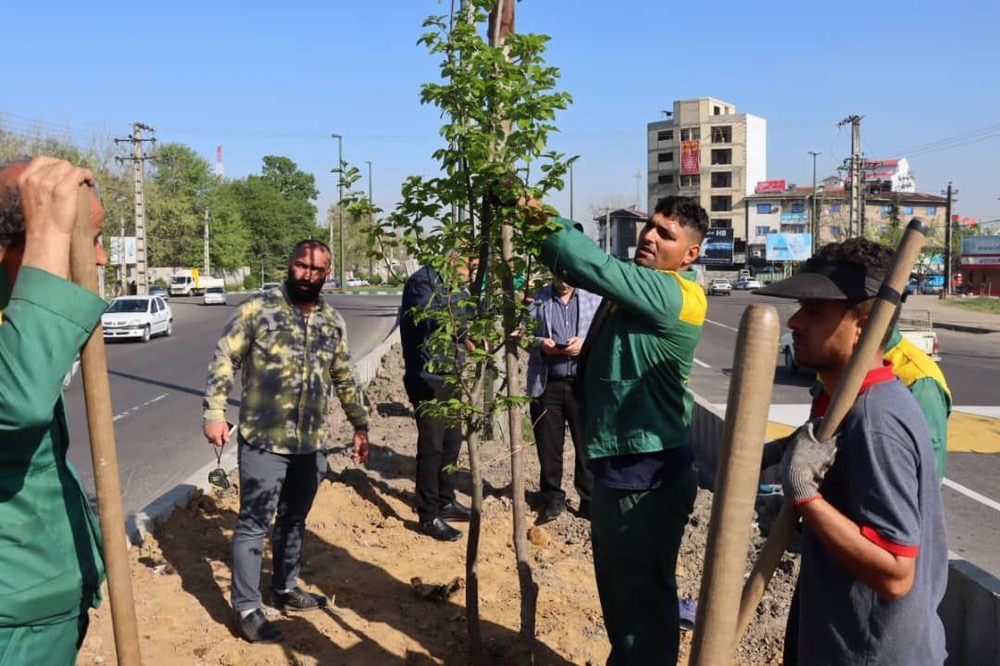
[861,525,919,557]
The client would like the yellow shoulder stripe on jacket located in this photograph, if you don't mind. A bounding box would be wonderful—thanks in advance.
[885,336,951,398]
[664,271,707,326]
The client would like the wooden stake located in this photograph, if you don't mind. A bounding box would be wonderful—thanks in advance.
[690,304,779,664]
[70,186,143,665]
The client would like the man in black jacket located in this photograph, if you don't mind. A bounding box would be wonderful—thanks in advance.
[399,262,473,541]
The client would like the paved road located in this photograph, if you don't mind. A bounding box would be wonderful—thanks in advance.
[63,293,401,520]
[692,290,1000,577]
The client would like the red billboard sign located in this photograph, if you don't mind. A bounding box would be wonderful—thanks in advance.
[681,140,700,175]
[755,180,786,193]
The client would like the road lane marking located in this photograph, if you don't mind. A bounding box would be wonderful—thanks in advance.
[113,393,169,422]
[693,358,711,369]
[942,478,1000,513]
[705,318,739,332]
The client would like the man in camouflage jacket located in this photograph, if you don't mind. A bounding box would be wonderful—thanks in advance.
[203,240,369,644]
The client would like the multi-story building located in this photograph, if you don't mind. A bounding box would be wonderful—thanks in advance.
[741,185,947,263]
[647,97,767,252]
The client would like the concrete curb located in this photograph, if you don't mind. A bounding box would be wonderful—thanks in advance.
[126,325,401,547]
[934,322,1000,335]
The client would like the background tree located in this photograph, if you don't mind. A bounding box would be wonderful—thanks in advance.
[147,143,216,267]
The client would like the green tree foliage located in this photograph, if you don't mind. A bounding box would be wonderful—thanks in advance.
[147,143,216,267]
[371,3,572,658]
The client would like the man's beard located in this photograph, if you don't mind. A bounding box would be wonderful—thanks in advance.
[285,270,323,304]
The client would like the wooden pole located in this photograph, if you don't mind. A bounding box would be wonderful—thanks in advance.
[70,186,143,665]
[690,304,779,665]
[736,218,929,640]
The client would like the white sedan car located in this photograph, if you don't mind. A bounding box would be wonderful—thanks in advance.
[203,287,228,305]
[102,295,173,342]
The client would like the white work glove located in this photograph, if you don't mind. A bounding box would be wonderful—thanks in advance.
[780,421,839,506]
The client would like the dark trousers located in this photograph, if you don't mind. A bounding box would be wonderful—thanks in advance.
[530,377,593,504]
[231,439,327,612]
[404,375,463,523]
[591,468,697,666]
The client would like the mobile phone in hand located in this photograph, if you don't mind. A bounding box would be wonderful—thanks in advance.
[555,342,569,350]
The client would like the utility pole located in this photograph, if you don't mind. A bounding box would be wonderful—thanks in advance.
[837,115,863,237]
[203,207,210,277]
[634,168,642,210]
[331,133,344,288]
[943,182,958,296]
[119,218,126,294]
[365,160,374,276]
[808,151,821,253]
[605,208,612,254]
[114,122,155,295]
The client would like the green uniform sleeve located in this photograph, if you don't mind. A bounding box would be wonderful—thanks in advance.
[0,267,106,430]
[202,298,255,423]
[540,217,683,332]
[908,377,951,480]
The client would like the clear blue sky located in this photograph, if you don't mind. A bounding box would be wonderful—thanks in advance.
[3,0,998,226]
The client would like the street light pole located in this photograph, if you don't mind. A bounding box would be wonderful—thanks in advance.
[331,133,344,289]
[942,182,958,296]
[365,160,374,276]
[808,151,821,253]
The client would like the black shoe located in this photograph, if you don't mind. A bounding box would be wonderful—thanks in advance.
[439,499,471,522]
[418,517,463,542]
[237,608,283,643]
[535,499,566,525]
[272,586,327,613]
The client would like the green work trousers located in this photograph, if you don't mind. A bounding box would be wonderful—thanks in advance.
[0,612,87,665]
[591,468,697,666]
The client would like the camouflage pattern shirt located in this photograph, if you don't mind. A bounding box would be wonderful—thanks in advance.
[203,285,368,455]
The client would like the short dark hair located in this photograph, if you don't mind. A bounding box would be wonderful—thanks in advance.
[812,237,893,285]
[0,157,31,251]
[291,238,332,257]
[653,196,709,241]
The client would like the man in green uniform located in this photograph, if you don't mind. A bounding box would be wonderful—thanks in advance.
[0,156,109,664]
[530,196,709,665]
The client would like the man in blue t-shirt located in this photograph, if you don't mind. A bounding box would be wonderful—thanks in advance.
[757,240,949,664]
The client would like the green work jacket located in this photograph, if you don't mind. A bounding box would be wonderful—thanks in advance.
[0,267,106,626]
[540,218,707,460]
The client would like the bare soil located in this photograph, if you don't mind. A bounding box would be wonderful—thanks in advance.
[78,345,797,665]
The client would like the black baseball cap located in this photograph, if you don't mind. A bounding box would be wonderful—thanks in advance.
[755,258,883,301]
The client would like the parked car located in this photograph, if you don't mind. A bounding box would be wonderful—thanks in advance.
[345,277,370,287]
[149,285,170,300]
[203,286,228,305]
[734,277,762,290]
[261,282,281,292]
[322,278,341,292]
[920,274,945,294]
[707,278,732,296]
[102,295,173,342]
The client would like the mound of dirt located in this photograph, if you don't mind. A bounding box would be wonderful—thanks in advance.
[78,345,797,665]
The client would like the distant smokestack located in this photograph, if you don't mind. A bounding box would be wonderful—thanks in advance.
[215,146,224,180]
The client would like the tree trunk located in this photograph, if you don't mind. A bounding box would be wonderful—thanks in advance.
[465,402,487,664]
[502,223,537,663]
